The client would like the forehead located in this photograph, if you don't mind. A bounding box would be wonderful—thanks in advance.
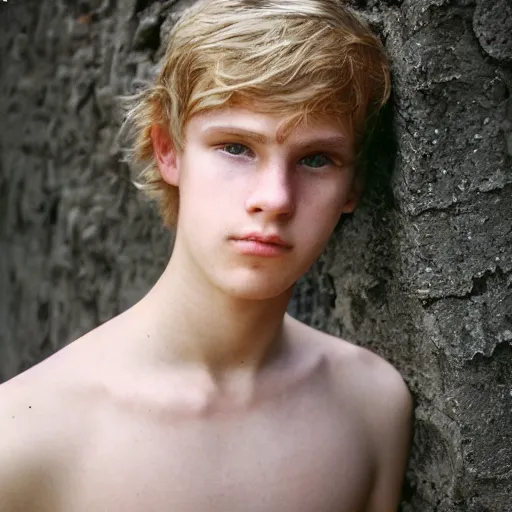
[186,107,352,147]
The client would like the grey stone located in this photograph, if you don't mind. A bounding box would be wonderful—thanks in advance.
[473,0,512,63]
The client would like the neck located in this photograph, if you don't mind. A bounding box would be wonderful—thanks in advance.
[132,244,294,378]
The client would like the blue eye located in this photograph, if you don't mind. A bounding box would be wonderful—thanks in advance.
[301,154,333,169]
[222,143,250,156]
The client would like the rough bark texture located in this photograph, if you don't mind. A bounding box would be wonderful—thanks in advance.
[1,0,511,510]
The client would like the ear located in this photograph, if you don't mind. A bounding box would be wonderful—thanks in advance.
[340,175,363,214]
[151,124,180,186]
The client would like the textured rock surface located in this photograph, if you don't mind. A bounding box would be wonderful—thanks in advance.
[1,0,511,509]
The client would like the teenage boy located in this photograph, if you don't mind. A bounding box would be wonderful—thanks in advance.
[0,0,412,510]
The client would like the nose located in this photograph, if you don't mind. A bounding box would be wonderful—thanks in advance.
[245,164,295,220]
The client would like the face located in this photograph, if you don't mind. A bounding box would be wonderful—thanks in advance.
[153,107,358,301]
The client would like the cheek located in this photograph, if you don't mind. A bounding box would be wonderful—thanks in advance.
[179,153,245,219]
[302,179,347,221]
[294,180,348,253]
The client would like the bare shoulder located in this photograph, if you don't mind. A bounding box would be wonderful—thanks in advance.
[287,314,413,429]
[0,368,68,510]
[0,329,109,510]
[287,315,413,508]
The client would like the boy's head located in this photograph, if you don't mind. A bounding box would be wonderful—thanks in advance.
[123,0,390,228]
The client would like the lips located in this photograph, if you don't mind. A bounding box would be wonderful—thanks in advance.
[229,232,293,257]
[232,233,292,248]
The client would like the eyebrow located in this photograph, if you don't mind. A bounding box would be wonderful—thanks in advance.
[202,126,351,153]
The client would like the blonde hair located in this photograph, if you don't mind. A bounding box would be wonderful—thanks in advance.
[121,0,391,227]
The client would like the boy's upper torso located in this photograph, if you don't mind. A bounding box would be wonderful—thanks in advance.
[0,314,411,512]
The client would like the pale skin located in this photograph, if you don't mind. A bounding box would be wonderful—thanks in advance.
[0,107,412,511]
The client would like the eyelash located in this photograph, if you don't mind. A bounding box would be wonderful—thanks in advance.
[217,143,338,168]
[219,143,252,157]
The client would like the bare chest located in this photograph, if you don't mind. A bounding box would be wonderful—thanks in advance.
[63,393,374,512]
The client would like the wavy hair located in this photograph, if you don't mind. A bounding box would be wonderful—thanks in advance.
[121,0,391,227]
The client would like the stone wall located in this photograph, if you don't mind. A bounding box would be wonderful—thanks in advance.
[1,0,511,509]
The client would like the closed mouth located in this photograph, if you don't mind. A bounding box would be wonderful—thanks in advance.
[233,234,292,248]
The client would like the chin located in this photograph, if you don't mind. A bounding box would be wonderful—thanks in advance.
[215,270,296,302]
[226,287,289,302]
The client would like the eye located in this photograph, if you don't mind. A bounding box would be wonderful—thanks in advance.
[300,153,334,169]
[220,143,251,157]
